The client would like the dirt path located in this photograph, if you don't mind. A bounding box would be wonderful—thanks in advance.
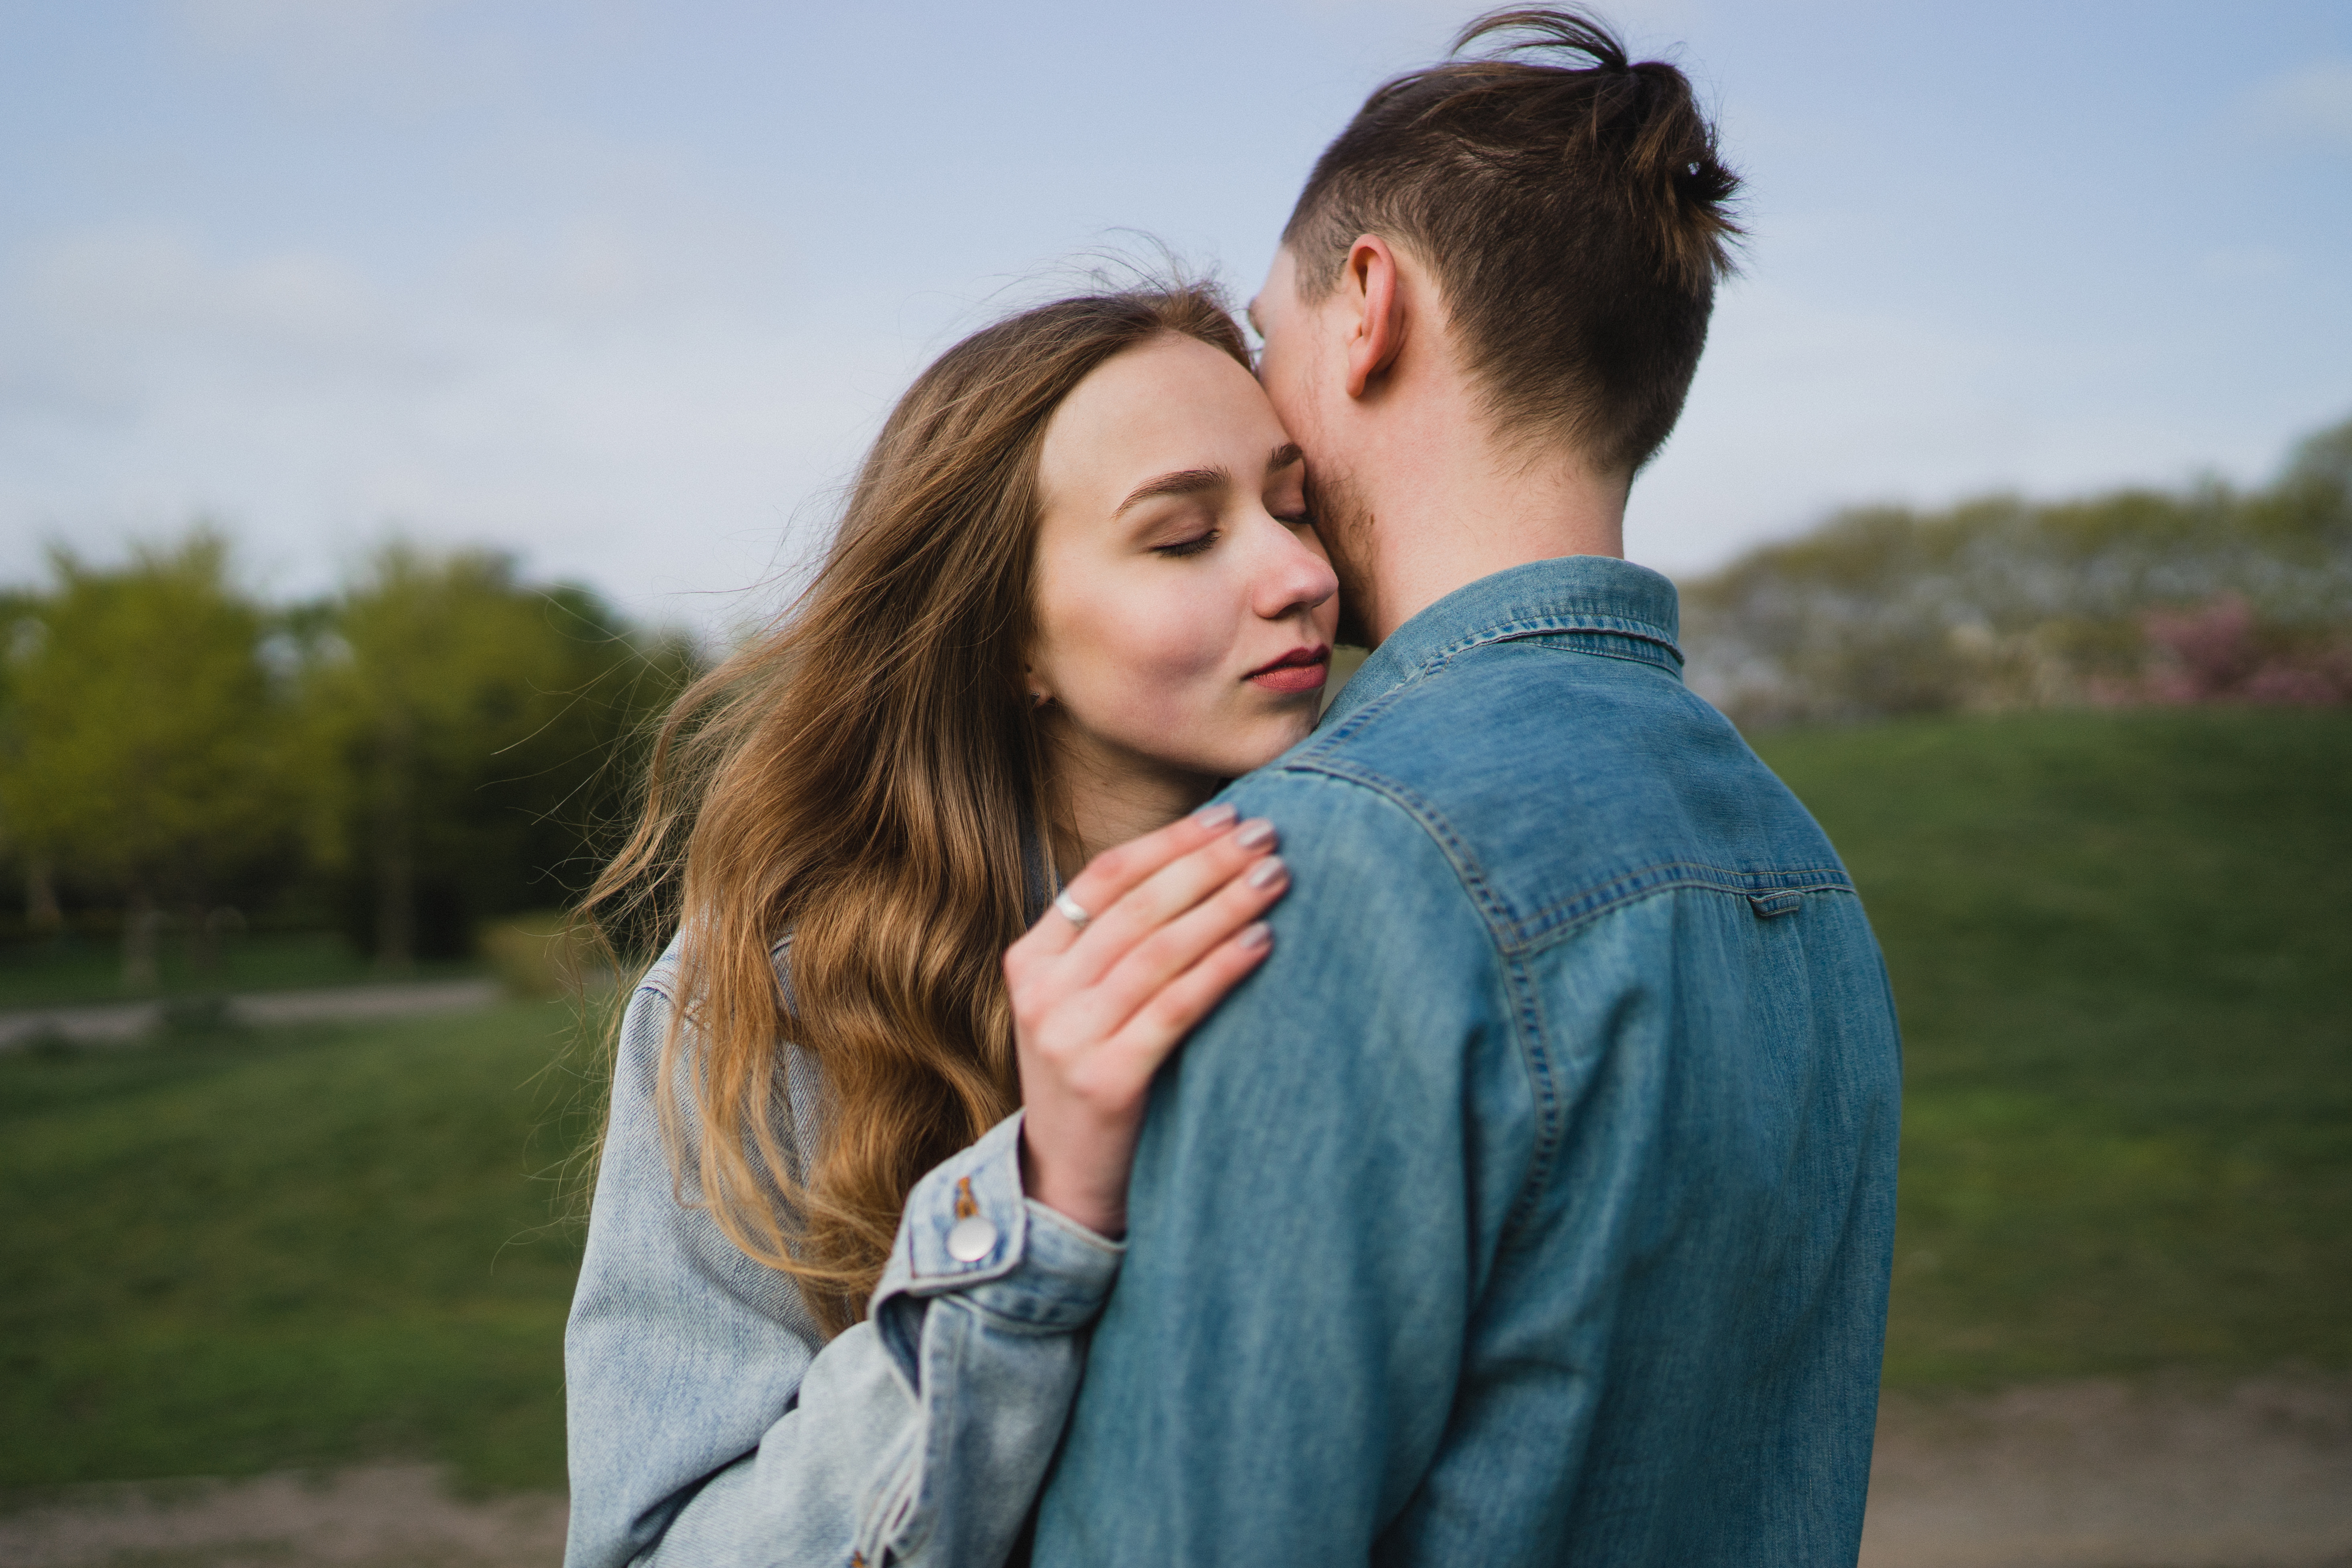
[0,980,504,1052]
[4,1377,2346,1567]
[0,1466,562,1568]
[1862,1374,2352,1568]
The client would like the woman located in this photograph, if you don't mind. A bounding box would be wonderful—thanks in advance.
[566,283,1340,1568]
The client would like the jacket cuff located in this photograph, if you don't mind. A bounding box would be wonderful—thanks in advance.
[871,1111,1124,1336]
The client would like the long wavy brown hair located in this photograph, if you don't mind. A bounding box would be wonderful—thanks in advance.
[583,283,1251,1335]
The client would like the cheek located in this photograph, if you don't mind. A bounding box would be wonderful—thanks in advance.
[1043,572,1260,763]
[1054,578,1230,707]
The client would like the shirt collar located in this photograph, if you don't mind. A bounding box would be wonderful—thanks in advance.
[1320,555,1684,730]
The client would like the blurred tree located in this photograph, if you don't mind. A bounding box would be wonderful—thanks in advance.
[0,588,58,929]
[0,534,295,986]
[302,547,694,969]
[2284,417,2352,495]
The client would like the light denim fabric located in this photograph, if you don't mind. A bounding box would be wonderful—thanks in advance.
[564,939,1122,1568]
[1033,556,1904,1566]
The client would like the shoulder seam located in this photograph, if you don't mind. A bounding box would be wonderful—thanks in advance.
[1251,764,1562,1252]
[1274,756,1520,941]
[1281,754,1854,955]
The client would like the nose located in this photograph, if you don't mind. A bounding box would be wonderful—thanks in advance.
[1251,512,1339,625]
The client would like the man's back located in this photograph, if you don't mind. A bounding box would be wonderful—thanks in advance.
[1034,557,1902,1565]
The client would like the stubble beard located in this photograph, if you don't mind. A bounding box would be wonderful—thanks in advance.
[1307,463,1378,649]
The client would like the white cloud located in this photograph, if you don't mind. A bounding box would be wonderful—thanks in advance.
[176,0,453,47]
[1287,0,1705,30]
[0,209,903,632]
[166,0,516,115]
[2246,59,2352,149]
[1269,0,1721,93]
[2199,245,2295,283]
[1627,267,2292,579]
[21,228,441,390]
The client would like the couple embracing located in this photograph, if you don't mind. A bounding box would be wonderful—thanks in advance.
[564,10,1903,1566]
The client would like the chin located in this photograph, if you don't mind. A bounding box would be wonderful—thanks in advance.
[1241,714,1319,771]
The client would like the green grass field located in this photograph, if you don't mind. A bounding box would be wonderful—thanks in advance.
[0,1003,598,1493]
[2,707,2345,1492]
[1755,708,2352,1388]
[0,930,483,1012]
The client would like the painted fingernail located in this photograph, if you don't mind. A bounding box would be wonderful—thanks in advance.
[1193,801,1238,829]
[1238,921,1272,949]
[1235,818,1276,850]
[1247,855,1287,889]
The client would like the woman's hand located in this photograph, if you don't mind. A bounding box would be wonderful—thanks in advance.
[1002,802,1287,1238]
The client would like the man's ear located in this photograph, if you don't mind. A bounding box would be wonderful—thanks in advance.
[1341,234,1404,400]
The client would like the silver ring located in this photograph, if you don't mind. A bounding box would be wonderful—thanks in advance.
[1053,890,1092,930]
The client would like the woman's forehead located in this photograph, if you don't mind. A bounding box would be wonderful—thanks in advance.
[1041,338,1284,508]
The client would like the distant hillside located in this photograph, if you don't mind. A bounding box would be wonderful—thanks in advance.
[1687,416,2352,727]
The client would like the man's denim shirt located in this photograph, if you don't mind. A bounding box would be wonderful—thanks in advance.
[1031,556,1904,1566]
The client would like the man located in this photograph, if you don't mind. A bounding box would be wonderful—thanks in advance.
[1033,10,1902,1564]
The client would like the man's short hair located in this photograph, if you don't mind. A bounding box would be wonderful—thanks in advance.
[1283,7,1740,476]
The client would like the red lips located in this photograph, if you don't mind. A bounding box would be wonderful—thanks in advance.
[1244,644,1331,695]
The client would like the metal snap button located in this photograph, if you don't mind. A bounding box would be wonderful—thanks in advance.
[946,1214,998,1262]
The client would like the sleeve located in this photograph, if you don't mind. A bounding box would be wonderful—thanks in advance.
[562,966,1123,1568]
[1028,771,1528,1566]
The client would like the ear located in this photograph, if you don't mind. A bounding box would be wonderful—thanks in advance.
[1341,234,1405,400]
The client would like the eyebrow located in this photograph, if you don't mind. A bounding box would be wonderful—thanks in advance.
[1116,444,1304,516]
[1116,467,1224,515]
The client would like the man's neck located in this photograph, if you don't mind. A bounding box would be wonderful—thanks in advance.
[1346,435,1628,647]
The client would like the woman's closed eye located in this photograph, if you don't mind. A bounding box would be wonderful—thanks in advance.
[1153,530,1219,559]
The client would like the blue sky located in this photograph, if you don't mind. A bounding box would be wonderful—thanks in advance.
[3,0,2347,632]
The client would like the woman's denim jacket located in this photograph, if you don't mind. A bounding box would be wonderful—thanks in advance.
[562,937,1120,1568]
